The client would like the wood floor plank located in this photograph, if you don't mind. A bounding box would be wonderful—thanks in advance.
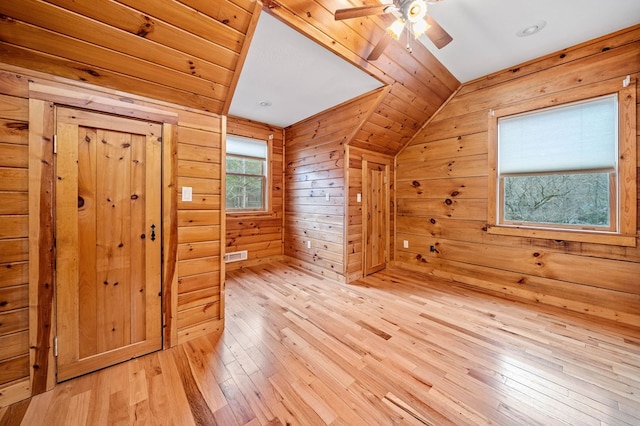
[7,262,640,425]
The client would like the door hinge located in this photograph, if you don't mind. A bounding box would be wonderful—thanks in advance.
[53,134,57,154]
[54,336,58,357]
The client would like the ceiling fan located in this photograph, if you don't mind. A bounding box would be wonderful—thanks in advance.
[334,0,453,60]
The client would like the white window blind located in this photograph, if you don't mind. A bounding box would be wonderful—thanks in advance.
[227,135,267,158]
[498,94,617,174]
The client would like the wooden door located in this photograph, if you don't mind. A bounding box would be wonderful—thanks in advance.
[364,161,388,276]
[55,107,162,382]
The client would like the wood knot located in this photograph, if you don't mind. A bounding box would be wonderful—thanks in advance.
[83,69,100,77]
[412,181,420,187]
[444,199,453,205]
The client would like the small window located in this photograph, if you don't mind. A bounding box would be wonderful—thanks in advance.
[488,78,636,246]
[226,136,268,212]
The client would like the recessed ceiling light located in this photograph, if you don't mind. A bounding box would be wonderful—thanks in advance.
[516,20,546,37]
[258,100,272,107]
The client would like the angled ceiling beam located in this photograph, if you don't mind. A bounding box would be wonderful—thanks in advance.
[223,0,263,115]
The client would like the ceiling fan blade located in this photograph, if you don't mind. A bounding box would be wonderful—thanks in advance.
[425,15,453,49]
[367,35,392,61]
[335,4,395,21]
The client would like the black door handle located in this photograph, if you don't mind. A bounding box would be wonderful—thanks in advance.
[150,224,156,241]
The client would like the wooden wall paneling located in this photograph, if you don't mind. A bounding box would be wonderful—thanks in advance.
[0,0,260,115]
[0,20,227,104]
[394,27,640,328]
[16,0,240,68]
[284,131,346,280]
[0,43,221,114]
[1,0,234,87]
[0,75,32,406]
[175,114,224,344]
[284,87,395,280]
[225,117,285,271]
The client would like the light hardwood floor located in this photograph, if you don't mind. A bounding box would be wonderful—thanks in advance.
[2,262,639,425]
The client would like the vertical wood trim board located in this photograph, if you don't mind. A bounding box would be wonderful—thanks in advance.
[27,99,55,395]
[162,123,179,348]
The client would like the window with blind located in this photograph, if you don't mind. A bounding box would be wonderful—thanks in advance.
[487,78,637,246]
[226,136,268,212]
[498,94,617,230]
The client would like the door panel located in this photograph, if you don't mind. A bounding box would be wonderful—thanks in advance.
[55,107,162,381]
[364,161,388,276]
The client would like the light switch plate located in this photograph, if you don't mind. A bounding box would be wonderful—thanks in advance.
[182,186,192,202]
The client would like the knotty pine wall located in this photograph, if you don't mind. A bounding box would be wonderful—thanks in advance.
[0,64,225,406]
[175,116,224,344]
[285,89,388,281]
[395,26,640,328]
[225,117,285,270]
[0,71,30,406]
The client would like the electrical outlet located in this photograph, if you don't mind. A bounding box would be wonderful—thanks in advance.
[403,240,409,248]
[307,241,311,249]
[325,193,330,201]
[357,193,362,203]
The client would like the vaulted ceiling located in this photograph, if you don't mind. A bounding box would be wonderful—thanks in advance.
[3,1,636,156]
[0,0,460,155]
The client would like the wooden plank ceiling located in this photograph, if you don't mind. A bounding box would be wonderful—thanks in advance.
[0,0,459,156]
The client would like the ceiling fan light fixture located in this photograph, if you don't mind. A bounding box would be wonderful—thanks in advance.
[412,18,430,38]
[387,18,406,40]
[406,0,427,23]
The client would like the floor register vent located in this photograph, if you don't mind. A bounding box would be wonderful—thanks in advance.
[225,250,248,263]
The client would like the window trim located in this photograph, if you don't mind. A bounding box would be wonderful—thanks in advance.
[487,77,636,247]
[225,136,270,214]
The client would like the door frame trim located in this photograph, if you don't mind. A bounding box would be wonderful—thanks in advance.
[28,79,178,393]
[361,155,391,277]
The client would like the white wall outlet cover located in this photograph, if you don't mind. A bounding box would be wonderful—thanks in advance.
[357,193,362,203]
[403,240,409,248]
[306,241,311,249]
[182,186,192,202]
[325,193,330,201]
